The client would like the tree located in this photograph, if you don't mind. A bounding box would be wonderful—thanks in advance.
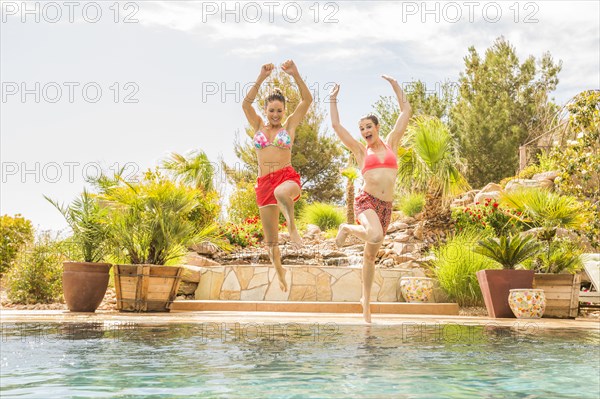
[372,80,456,133]
[451,37,562,188]
[341,160,360,224]
[161,149,215,192]
[224,71,344,204]
[0,214,34,274]
[549,90,600,248]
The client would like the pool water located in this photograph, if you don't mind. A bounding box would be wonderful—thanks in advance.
[1,322,598,398]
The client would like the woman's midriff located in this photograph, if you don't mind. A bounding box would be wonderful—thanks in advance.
[256,149,292,177]
[361,168,397,202]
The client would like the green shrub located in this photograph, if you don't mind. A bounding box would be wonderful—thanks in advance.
[473,234,542,270]
[301,202,344,231]
[98,169,222,265]
[6,233,64,304]
[523,239,584,274]
[227,181,259,224]
[1,214,34,274]
[432,229,497,307]
[45,190,109,263]
[398,192,425,217]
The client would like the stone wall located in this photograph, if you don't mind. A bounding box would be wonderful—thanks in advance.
[193,265,414,302]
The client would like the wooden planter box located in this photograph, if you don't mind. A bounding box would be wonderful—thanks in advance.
[114,264,182,312]
[533,273,581,318]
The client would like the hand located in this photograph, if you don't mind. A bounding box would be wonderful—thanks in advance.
[281,59,298,76]
[259,63,275,79]
[329,84,340,100]
[382,75,398,85]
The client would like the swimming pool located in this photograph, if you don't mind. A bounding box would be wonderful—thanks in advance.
[1,322,598,398]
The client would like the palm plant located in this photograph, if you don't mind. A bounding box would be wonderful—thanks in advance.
[397,117,470,226]
[341,162,360,224]
[474,234,542,270]
[500,188,589,272]
[44,190,109,263]
[99,170,222,265]
[161,149,215,192]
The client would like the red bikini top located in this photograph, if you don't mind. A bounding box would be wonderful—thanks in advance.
[361,142,398,174]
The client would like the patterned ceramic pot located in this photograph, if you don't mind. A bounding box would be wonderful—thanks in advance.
[508,289,546,319]
[399,277,434,303]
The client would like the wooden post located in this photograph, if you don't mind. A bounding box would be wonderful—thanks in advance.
[519,145,527,171]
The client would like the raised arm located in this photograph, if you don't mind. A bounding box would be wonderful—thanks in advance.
[242,63,274,135]
[382,75,412,151]
[281,60,313,133]
[330,84,364,158]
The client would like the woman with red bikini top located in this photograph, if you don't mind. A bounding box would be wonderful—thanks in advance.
[329,75,412,323]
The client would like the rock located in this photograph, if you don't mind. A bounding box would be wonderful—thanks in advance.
[393,232,412,243]
[192,241,219,256]
[320,249,347,258]
[382,258,395,267]
[417,254,436,264]
[387,222,409,233]
[479,183,502,193]
[393,253,416,264]
[505,179,542,192]
[305,224,321,237]
[402,216,416,225]
[279,232,290,243]
[452,196,472,207]
[391,242,412,255]
[474,190,501,204]
[538,179,555,190]
[396,260,416,269]
[413,222,425,240]
[178,281,198,295]
[184,252,220,267]
[532,171,559,181]
[180,265,205,282]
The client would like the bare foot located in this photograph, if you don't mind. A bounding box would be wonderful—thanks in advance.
[289,229,304,249]
[275,265,288,292]
[335,224,349,248]
[360,296,371,324]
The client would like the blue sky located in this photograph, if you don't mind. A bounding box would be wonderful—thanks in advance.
[1,0,599,232]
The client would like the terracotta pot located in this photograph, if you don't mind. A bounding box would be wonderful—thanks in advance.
[399,277,434,302]
[508,289,546,319]
[476,269,534,318]
[62,262,112,312]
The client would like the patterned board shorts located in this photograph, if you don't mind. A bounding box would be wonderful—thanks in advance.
[354,190,393,233]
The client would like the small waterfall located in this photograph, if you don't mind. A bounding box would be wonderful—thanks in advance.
[346,255,363,267]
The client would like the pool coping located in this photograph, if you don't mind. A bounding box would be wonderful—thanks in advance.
[1,309,598,331]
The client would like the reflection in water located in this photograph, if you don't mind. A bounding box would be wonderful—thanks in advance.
[1,322,598,398]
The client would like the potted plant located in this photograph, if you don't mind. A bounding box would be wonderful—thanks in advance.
[474,233,542,318]
[45,190,111,312]
[501,188,590,318]
[98,169,216,312]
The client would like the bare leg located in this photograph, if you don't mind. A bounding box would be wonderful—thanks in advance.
[259,205,288,292]
[274,181,302,248]
[357,210,385,324]
[336,223,369,247]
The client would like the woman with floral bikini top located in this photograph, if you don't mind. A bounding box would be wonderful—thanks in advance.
[242,60,313,293]
[329,75,412,323]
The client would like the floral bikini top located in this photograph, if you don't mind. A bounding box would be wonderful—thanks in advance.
[253,128,292,150]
